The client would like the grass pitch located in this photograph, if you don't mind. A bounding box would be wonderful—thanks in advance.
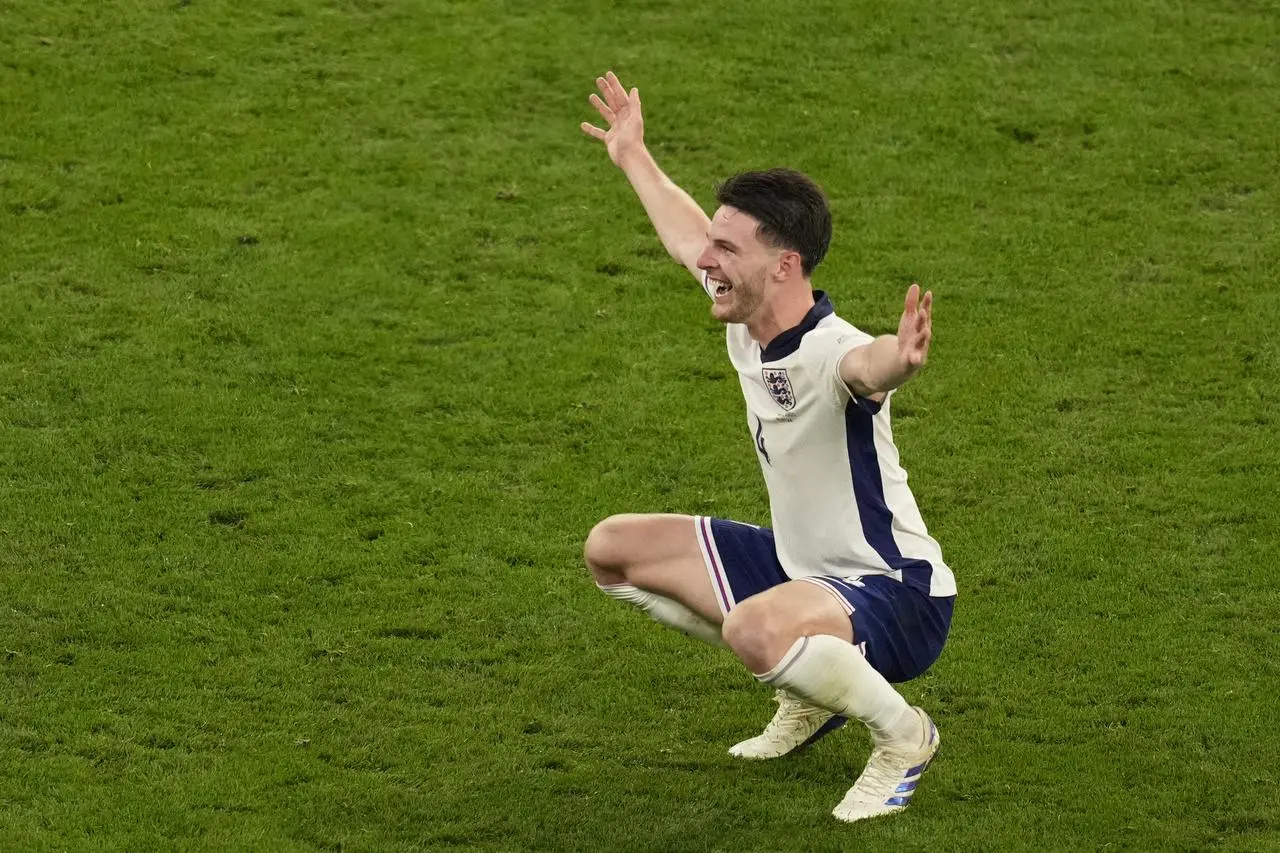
[2,0,1278,850]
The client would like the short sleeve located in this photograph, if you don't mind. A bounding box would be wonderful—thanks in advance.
[812,325,877,409]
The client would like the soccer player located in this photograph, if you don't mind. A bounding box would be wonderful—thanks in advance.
[579,71,956,822]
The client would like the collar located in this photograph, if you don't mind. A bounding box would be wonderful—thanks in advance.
[759,291,834,363]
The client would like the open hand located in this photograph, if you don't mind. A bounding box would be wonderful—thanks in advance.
[580,71,645,166]
[896,283,933,370]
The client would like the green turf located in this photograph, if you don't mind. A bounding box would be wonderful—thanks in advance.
[2,0,1278,849]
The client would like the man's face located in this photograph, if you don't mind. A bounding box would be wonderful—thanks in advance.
[697,206,780,325]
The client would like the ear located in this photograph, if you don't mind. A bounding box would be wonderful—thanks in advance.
[774,249,804,281]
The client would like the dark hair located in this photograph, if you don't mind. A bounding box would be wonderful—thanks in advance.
[715,168,832,277]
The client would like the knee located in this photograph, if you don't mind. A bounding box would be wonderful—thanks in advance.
[583,514,630,584]
[721,598,800,674]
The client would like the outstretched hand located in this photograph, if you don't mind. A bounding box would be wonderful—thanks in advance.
[580,71,645,166]
[896,283,933,371]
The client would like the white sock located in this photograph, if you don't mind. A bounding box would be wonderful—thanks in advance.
[758,634,922,748]
[598,583,725,648]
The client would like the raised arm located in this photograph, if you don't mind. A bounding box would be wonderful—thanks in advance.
[581,71,710,282]
[839,284,934,399]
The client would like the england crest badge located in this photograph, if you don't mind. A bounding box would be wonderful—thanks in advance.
[762,368,797,411]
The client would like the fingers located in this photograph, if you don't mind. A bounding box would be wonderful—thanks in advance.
[597,74,620,111]
[903,282,920,315]
[905,283,933,330]
[900,283,932,369]
[598,71,636,115]
[914,294,933,366]
[907,327,930,367]
[589,92,615,123]
[595,76,616,112]
[605,70,628,107]
[587,72,639,141]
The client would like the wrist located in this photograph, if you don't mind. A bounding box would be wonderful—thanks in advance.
[615,143,652,172]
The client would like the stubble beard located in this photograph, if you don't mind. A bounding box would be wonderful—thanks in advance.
[712,273,766,326]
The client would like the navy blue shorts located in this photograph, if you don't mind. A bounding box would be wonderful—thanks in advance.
[694,516,953,683]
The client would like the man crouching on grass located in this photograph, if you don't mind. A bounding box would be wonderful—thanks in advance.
[579,71,956,823]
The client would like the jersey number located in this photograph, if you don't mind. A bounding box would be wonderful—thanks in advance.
[754,416,770,465]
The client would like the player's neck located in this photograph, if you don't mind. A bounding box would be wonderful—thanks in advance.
[747,284,817,349]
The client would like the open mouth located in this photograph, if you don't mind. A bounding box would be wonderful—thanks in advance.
[709,277,733,298]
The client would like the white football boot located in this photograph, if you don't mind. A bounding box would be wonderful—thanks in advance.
[728,690,848,760]
[832,707,939,822]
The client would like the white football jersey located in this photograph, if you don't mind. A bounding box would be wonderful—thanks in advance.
[704,277,956,598]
